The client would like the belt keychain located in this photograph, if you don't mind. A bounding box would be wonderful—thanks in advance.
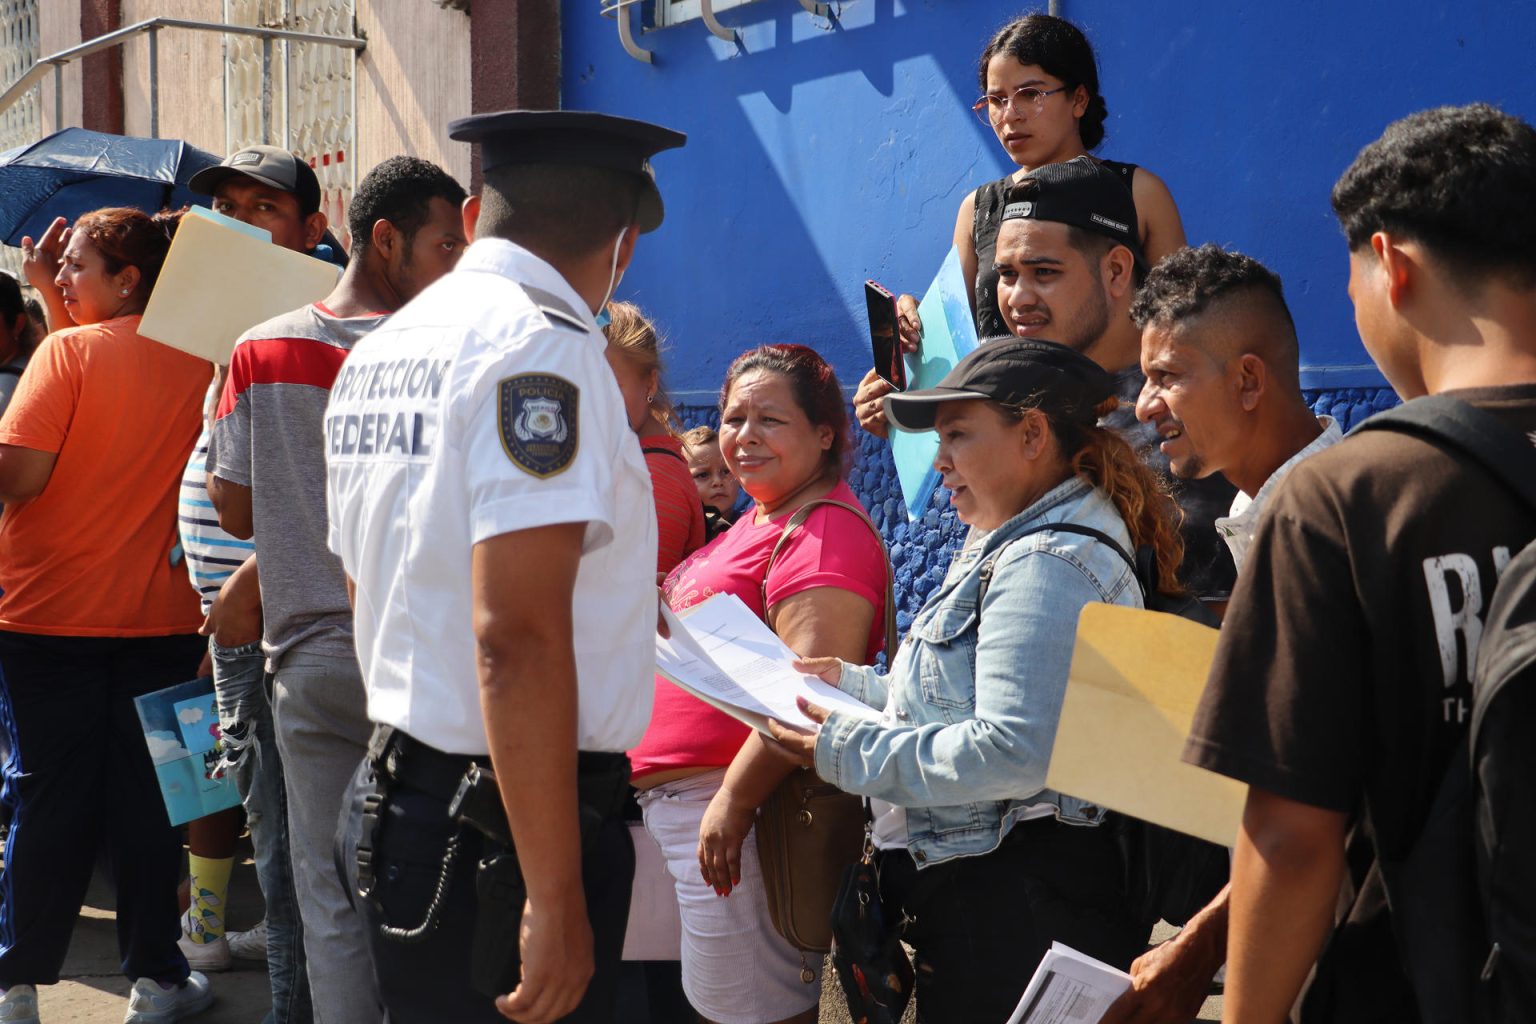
[373,827,464,944]
[356,726,468,944]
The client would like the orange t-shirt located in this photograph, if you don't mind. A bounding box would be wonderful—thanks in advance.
[0,316,209,636]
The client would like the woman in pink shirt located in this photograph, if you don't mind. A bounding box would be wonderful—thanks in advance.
[629,345,889,1024]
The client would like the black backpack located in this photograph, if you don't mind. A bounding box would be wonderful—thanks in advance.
[1351,395,1536,1024]
[981,522,1230,931]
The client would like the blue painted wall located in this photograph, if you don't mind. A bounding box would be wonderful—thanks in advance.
[564,0,1536,394]
[566,0,1532,613]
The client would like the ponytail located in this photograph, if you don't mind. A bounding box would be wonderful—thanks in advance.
[1080,94,1109,151]
[1054,399,1185,594]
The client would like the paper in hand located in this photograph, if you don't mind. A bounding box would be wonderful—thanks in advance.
[140,206,340,365]
[655,593,881,734]
[1046,603,1244,847]
[1006,943,1131,1024]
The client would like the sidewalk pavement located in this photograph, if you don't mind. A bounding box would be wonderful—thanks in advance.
[36,849,1219,1023]
[38,848,272,1024]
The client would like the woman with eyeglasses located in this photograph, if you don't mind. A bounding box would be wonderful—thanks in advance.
[961,14,1187,340]
[866,14,1186,368]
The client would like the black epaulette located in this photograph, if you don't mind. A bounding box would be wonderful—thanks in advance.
[522,285,589,334]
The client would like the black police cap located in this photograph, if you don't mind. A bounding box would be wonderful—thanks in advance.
[448,110,686,233]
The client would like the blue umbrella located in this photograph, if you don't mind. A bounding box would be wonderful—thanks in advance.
[0,127,222,246]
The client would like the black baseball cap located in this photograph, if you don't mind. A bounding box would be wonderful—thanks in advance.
[188,145,323,216]
[884,337,1114,432]
[448,110,686,233]
[1001,155,1146,270]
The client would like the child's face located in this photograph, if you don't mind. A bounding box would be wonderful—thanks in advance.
[686,443,739,514]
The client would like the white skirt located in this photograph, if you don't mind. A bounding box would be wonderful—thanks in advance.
[638,769,822,1023]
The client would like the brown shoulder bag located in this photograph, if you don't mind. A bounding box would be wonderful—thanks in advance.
[754,498,898,956]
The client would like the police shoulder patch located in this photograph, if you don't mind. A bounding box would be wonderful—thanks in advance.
[498,374,579,478]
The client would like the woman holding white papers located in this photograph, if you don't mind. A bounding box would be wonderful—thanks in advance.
[628,344,890,1024]
[768,339,1181,1022]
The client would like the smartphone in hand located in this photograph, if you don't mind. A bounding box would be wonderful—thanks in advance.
[864,279,907,391]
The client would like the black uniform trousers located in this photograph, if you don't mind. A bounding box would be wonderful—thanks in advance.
[338,757,634,1023]
[0,630,204,987]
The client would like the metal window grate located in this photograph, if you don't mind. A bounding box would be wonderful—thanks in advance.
[224,0,355,246]
[0,0,39,277]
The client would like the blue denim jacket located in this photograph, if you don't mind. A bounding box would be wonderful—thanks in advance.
[813,476,1142,867]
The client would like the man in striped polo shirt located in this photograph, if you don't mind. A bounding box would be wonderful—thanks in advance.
[177,143,335,1015]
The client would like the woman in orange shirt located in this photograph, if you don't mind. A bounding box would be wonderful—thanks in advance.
[0,207,216,1022]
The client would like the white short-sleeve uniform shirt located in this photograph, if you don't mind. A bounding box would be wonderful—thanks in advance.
[324,238,658,755]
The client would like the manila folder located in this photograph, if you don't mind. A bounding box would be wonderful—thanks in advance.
[1045,603,1245,847]
[140,208,339,364]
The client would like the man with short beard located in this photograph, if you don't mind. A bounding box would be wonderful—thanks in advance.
[1097,245,1344,1024]
[856,156,1238,603]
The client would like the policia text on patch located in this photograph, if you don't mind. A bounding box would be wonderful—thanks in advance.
[354,725,630,998]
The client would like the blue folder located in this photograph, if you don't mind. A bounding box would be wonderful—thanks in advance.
[889,245,981,519]
[135,677,241,826]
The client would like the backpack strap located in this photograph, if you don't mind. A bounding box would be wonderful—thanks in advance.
[1354,395,1536,513]
[641,444,687,464]
[761,498,899,660]
[978,522,1141,606]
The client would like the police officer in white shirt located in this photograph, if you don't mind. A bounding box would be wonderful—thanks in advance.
[325,111,685,1024]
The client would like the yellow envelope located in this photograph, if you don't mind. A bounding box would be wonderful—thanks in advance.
[1046,602,1246,847]
[140,208,340,365]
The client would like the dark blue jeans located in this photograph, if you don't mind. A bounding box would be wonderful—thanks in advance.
[0,630,204,986]
[210,638,311,1024]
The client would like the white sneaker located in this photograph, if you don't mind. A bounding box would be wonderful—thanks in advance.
[123,972,213,1024]
[225,920,267,962]
[178,908,228,976]
[0,985,39,1024]
[175,932,229,974]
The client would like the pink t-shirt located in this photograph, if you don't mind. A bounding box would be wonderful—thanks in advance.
[629,480,888,781]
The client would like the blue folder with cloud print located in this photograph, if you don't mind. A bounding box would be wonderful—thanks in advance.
[135,676,240,827]
[890,245,981,519]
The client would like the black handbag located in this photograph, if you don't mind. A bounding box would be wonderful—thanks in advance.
[828,804,914,1024]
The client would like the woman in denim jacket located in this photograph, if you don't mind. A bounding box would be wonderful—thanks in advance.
[771,339,1185,1022]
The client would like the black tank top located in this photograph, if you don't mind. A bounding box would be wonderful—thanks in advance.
[970,158,1137,339]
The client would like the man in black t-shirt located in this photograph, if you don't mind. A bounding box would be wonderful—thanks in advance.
[1185,104,1536,1023]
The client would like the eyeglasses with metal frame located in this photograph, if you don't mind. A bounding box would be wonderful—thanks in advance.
[972,84,1069,125]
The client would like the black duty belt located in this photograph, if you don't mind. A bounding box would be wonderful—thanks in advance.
[373,729,491,804]
[369,725,631,813]
[371,727,629,798]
